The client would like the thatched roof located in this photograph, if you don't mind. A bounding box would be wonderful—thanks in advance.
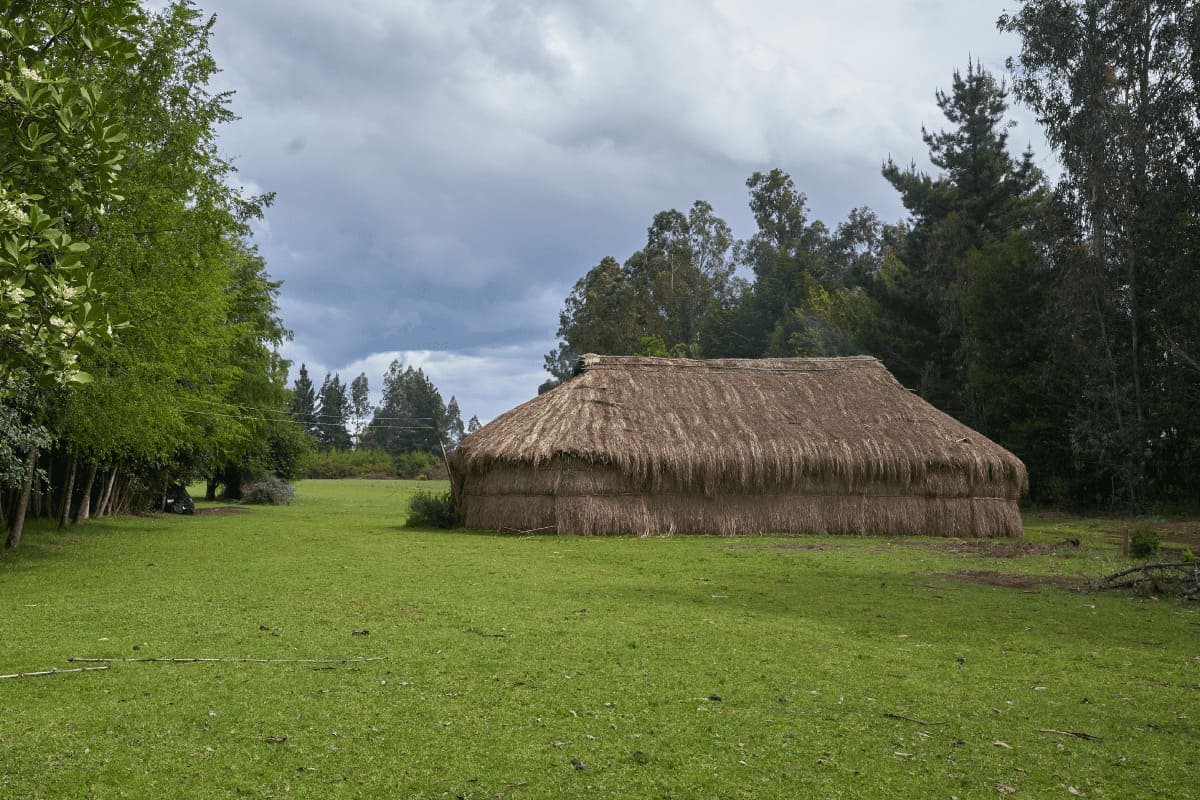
[451,354,1027,501]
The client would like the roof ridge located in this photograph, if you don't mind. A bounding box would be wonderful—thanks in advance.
[576,354,882,375]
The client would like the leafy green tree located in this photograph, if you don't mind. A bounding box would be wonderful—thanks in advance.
[466,415,481,435]
[546,201,736,383]
[4,4,293,527]
[546,256,644,383]
[0,0,141,394]
[53,4,287,508]
[702,170,851,359]
[362,360,447,456]
[0,1,146,545]
[1001,0,1200,506]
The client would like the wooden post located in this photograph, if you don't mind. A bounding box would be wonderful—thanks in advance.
[440,442,460,510]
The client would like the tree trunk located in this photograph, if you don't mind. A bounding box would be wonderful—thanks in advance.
[34,456,48,518]
[205,478,217,502]
[76,462,98,522]
[58,458,77,529]
[96,465,118,518]
[5,448,37,550]
[117,478,134,515]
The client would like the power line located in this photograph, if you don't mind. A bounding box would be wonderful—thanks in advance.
[179,409,438,431]
[183,396,435,421]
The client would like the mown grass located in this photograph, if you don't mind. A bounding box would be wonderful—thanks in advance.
[1,481,1196,799]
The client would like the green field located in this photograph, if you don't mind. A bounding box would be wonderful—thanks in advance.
[1,481,1196,799]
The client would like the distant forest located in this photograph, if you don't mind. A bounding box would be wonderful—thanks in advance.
[544,5,1200,511]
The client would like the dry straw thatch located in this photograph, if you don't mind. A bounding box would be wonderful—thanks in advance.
[449,354,1027,537]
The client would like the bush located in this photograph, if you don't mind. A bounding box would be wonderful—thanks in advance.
[1129,527,1160,559]
[406,489,457,528]
[306,448,395,479]
[394,450,447,480]
[242,474,296,505]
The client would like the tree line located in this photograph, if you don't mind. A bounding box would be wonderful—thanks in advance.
[1,2,302,546]
[287,360,479,479]
[545,2,1200,511]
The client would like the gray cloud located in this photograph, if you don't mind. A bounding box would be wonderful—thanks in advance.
[189,0,1045,421]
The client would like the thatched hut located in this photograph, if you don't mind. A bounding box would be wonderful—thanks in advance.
[449,354,1027,537]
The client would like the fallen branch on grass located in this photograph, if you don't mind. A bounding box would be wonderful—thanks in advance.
[1039,728,1103,742]
[67,656,386,665]
[883,713,947,726]
[1,666,109,680]
[1094,561,1199,599]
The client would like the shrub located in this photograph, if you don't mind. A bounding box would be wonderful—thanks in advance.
[394,450,447,480]
[242,474,296,505]
[306,448,395,479]
[406,489,457,528]
[1129,527,1160,559]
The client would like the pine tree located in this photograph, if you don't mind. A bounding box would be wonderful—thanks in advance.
[445,396,466,449]
[290,364,318,439]
[349,373,370,448]
[871,60,1044,424]
[315,373,351,451]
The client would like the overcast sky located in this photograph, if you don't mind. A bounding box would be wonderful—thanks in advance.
[189,0,1046,422]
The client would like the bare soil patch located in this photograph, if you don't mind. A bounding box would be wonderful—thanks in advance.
[945,569,1088,591]
[904,539,1075,558]
[195,506,250,517]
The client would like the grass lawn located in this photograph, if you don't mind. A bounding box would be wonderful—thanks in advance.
[1,480,1196,799]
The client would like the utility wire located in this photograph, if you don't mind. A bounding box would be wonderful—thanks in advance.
[183,396,435,421]
[179,409,439,431]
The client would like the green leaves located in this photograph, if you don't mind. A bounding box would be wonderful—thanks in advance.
[0,2,143,394]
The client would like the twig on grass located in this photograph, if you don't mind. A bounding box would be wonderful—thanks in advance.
[467,627,508,638]
[500,526,556,534]
[883,713,948,726]
[1039,728,1103,742]
[1,666,109,680]
[67,656,386,665]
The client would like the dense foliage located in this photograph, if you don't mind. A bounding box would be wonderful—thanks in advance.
[1,2,296,544]
[545,10,1200,511]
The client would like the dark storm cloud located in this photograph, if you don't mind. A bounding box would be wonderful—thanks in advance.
[187,0,1040,420]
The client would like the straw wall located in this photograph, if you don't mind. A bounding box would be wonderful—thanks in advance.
[449,354,1028,537]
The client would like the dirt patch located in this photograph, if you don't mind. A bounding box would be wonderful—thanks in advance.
[904,539,1077,558]
[945,569,1089,591]
[195,506,250,516]
[1150,522,1200,549]
[722,541,842,553]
